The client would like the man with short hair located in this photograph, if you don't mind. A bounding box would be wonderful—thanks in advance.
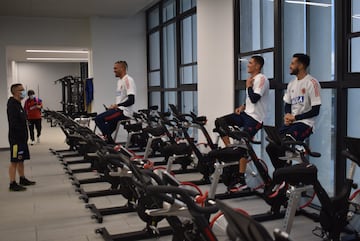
[94,60,136,144]
[7,83,36,191]
[266,53,321,169]
[215,55,270,191]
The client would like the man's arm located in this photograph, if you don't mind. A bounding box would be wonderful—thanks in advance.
[117,94,135,107]
[295,105,321,120]
[247,87,261,103]
[284,103,291,114]
[284,104,321,126]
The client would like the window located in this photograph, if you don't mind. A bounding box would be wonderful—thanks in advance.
[149,31,160,87]
[180,0,196,13]
[180,15,197,84]
[352,0,360,32]
[283,0,334,83]
[163,23,177,88]
[147,0,197,113]
[350,37,360,72]
[236,0,337,195]
[239,0,274,53]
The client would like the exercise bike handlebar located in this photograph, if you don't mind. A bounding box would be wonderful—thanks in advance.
[281,140,321,158]
[341,149,360,167]
[145,185,219,215]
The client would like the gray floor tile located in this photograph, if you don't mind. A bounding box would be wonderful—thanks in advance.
[0,123,328,241]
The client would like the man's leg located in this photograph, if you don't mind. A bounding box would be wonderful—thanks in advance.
[266,143,287,169]
[17,143,35,186]
[279,122,312,142]
[28,120,35,143]
[94,109,120,137]
[9,162,17,183]
[215,113,244,146]
[266,123,313,170]
[9,145,26,191]
[231,114,262,191]
[35,119,42,143]
[106,112,128,144]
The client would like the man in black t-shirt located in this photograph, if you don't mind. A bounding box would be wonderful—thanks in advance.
[7,83,36,191]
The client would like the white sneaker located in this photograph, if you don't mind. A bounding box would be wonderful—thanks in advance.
[37,137,40,143]
[30,140,35,145]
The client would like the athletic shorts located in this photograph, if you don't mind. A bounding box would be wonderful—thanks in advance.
[279,122,313,142]
[10,143,30,162]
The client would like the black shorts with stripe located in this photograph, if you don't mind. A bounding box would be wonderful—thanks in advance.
[10,143,30,162]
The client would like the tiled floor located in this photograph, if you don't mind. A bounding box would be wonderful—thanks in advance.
[0,122,326,241]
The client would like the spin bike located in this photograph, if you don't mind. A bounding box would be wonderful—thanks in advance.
[272,136,360,241]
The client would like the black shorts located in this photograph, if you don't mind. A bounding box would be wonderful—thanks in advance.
[10,143,30,162]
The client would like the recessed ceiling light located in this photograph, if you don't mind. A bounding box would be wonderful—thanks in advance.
[285,1,332,7]
[26,49,88,54]
[26,57,88,61]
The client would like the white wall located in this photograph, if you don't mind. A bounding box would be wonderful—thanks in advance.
[16,62,81,111]
[0,16,90,147]
[90,14,148,142]
[90,14,147,114]
[197,0,234,140]
[0,14,148,147]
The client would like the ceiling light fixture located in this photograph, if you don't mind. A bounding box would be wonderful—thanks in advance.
[285,1,332,7]
[26,49,88,54]
[26,57,89,61]
[353,14,360,19]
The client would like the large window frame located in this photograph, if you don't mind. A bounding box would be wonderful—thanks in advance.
[146,0,197,113]
[235,0,355,195]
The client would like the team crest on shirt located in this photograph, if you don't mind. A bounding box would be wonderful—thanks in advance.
[301,88,306,94]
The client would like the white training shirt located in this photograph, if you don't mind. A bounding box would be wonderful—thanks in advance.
[116,74,136,117]
[283,74,321,128]
[245,73,270,123]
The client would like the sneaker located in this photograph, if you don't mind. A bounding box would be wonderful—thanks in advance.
[228,175,248,192]
[37,137,40,143]
[228,181,248,192]
[30,140,35,145]
[19,177,36,186]
[9,182,27,191]
[268,181,286,198]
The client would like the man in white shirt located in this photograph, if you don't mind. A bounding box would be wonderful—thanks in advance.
[266,53,321,169]
[94,60,136,144]
[215,55,270,191]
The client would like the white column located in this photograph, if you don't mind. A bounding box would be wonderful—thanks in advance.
[197,0,234,141]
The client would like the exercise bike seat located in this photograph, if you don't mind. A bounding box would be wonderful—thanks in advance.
[272,163,318,186]
[208,146,247,163]
[144,125,167,137]
[162,142,193,156]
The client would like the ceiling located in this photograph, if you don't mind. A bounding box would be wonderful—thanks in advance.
[1,0,158,63]
[0,0,158,18]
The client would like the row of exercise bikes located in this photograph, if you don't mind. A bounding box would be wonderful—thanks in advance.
[45,105,360,241]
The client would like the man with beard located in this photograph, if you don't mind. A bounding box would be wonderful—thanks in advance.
[94,60,136,144]
[266,53,321,170]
